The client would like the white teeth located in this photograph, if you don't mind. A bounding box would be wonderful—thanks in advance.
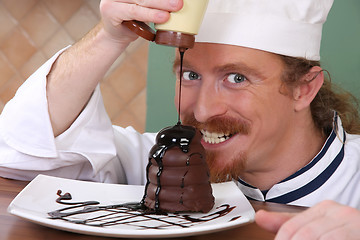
[201,130,232,144]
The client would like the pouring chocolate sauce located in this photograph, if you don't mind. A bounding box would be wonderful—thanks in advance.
[120,1,213,213]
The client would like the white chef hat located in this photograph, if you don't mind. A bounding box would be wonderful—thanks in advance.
[196,0,334,60]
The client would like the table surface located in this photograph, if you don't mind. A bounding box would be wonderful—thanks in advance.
[0,177,305,240]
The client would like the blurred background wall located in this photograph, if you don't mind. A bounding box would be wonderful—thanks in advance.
[1,1,359,134]
[0,0,148,133]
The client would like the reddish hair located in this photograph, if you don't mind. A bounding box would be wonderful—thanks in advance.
[279,55,360,135]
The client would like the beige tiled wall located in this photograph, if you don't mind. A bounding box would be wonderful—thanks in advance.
[0,0,148,133]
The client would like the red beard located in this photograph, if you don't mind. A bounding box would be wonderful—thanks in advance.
[182,113,251,182]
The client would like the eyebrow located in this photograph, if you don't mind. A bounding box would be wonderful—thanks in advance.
[173,58,266,79]
[213,62,266,79]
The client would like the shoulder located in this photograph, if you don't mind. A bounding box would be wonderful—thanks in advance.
[343,132,360,168]
[345,132,360,153]
[112,125,157,148]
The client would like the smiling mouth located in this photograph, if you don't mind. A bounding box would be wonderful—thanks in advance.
[200,130,234,144]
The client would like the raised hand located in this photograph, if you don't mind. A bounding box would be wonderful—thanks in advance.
[99,0,183,42]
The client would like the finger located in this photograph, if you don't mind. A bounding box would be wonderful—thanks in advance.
[100,1,157,22]
[112,3,169,23]
[320,221,360,240]
[102,0,182,23]
[288,214,342,240]
[100,2,167,25]
[255,210,295,233]
[318,204,360,240]
[320,227,350,240]
[122,3,170,23]
[120,0,183,12]
[275,200,340,240]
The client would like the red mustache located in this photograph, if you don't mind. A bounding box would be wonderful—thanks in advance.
[182,113,250,135]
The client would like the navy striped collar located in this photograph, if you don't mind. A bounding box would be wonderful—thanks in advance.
[237,113,346,204]
[279,118,338,183]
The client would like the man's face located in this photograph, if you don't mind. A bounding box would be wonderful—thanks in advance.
[173,43,297,182]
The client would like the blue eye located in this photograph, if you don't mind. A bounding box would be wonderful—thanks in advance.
[227,73,246,83]
[183,71,200,80]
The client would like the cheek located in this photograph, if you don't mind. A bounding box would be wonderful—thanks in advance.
[250,93,295,137]
[266,92,294,115]
[247,85,293,114]
[229,89,293,133]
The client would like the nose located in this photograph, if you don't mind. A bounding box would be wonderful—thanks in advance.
[193,81,227,123]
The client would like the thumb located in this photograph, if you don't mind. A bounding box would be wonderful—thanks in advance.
[255,210,296,233]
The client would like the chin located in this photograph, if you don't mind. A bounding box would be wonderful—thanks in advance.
[206,150,247,183]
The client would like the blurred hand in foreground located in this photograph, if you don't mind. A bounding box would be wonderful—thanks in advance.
[255,200,360,240]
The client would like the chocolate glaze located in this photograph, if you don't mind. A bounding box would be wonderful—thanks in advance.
[142,123,215,213]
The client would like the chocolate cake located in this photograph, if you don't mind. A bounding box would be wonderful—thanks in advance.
[142,123,215,213]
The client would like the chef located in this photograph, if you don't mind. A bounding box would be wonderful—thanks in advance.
[0,0,359,239]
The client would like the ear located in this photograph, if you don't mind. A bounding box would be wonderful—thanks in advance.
[293,66,324,112]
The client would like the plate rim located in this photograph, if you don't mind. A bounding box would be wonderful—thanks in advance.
[8,174,255,238]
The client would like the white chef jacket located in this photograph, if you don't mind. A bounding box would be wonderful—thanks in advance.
[0,48,155,185]
[0,48,359,209]
[237,113,360,209]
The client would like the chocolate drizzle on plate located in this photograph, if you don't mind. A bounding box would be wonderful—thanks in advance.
[48,190,238,229]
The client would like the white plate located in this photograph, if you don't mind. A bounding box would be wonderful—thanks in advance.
[8,175,255,238]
